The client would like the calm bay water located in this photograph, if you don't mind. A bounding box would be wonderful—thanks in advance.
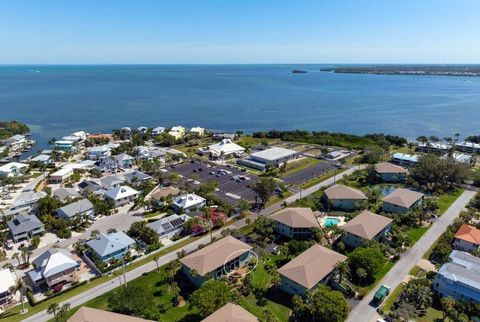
[1,64,480,151]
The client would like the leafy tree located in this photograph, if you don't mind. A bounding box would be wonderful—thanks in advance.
[287,240,312,257]
[251,216,275,242]
[127,221,159,246]
[252,177,276,206]
[334,260,350,284]
[154,132,176,146]
[190,280,233,317]
[108,285,157,320]
[348,246,385,283]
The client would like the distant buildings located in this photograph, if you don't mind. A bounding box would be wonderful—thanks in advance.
[168,126,186,140]
[238,147,298,171]
[324,184,367,211]
[375,162,407,182]
[454,224,480,253]
[0,134,26,151]
[391,153,418,167]
[270,207,319,239]
[341,210,393,248]
[454,141,480,154]
[54,140,76,152]
[190,126,205,137]
[208,139,245,158]
[152,127,166,136]
[382,188,424,213]
[87,146,111,160]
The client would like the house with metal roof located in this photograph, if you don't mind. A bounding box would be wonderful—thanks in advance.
[190,126,205,137]
[180,236,253,286]
[113,153,134,169]
[10,191,47,212]
[53,187,80,202]
[0,134,26,150]
[278,244,347,296]
[454,224,480,253]
[54,140,76,152]
[152,126,166,136]
[0,162,28,177]
[50,167,74,184]
[208,139,245,158]
[391,152,418,167]
[147,214,189,238]
[87,146,111,160]
[341,210,393,248]
[382,188,424,213]
[0,269,16,304]
[7,214,44,242]
[270,207,320,239]
[434,250,480,303]
[238,147,298,171]
[55,199,94,220]
[202,303,259,322]
[86,231,135,263]
[324,184,367,211]
[27,248,79,290]
[100,175,125,189]
[173,193,206,213]
[103,186,140,207]
[375,162,407,182]
[30,154,52,165]
[123,170,152,185]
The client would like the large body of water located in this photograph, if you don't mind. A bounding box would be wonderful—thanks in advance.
[1,64,480,151]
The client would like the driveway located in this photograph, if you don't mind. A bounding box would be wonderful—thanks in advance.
[347,189,476,322]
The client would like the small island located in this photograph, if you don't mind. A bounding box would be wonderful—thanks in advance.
[292,69,307,74]
[320,65,480,76]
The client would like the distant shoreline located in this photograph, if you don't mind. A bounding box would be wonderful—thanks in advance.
[320,66,480,76]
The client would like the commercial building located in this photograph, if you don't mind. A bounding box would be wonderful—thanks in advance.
[238,147,298,171]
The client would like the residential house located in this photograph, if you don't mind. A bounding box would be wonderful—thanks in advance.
[278,244,347,296]
[152,127,166,136]
[27,248,79,290]
[0,269,16,304]
[173,193,206,213]
[100,175,125,190]
[86,231,135,263]
[10,191,47,213]
[147,214,189,238]
[103,186,140,207]
[71,131,88,142]
[341,210,393,248]
[54,140,75,152]
[180,236,253,286]
[416,142,450,154]
[391,153,418,167]
[168,126,186,140]
[50,167,74,184]
[0,134,26,151]
[434,250,480,303]
[202,303,259,322]
[0,162,28,177]
[375,162,408,182]
[137,126,148,133]
[190,126,205,137]
[87,146,111,160]
[208,139,245,159]
[149,186,180,204]
[68,307,155,322]
[53,187,80,202]
[270,207,319,239]
[30,154,52,165]
[213,133,236,141]
[113,153,134,169]
[94,157,118,173]
[78,180,103,195]
[455,141,480,154]
[55,199,94,220]
[123,170,152,185]
[382,188,424,213]
[324,184,367,211]
[453,224,480,253]
[7,214,45,242]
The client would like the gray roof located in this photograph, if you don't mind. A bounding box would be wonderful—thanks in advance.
[101,175,125,188]
[113,153,134,163]
[437,250,480,292]
[86,232,135,257]
[147,214,189,236]
[56,199,94,219]
[7,214,44,235]
[124,170,152,183]
[11,191,47,209]
[251,147,297,162]
[53,187,80,201]
[78,180,102,193]
[30,248,78,279]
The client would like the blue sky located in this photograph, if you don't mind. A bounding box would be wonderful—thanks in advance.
[1,0,479,64]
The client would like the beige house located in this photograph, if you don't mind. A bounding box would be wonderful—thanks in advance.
[202,303,259,322]
[270,207,320,239]
[68,307,155,322]
[375,162,407,182]
[180,236,252,286]
[382,188,424,213]
[454,224,480,253]
[341,210,393,248]
[324,184,367,210]
[278,244,347,296]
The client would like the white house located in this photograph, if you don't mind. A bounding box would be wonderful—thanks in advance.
[50,167,74,184]
[0,269,16,304]
[173,193,206,213]
[104,186,140,207]
[0,162,28,177]
[0,134,26,151]
[190,126,205,136]
[88,146,111,160]
[392,153,418,167]
[168,126,186,140]
[152,126,166,136]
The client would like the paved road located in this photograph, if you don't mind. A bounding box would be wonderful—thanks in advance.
[347,189,476,322]
[24,166,360,322]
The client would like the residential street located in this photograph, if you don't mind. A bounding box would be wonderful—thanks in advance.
[347,189,477,322]
[24,166,360,322]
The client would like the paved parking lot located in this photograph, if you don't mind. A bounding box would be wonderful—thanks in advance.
[167,160,258,205]
[283,160,337,185]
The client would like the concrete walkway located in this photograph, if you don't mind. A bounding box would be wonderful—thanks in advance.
[347,189,476,322]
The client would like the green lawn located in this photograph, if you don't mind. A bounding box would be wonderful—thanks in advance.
[382,282,405,313]
[235,137,278,148]
[357,261,396,294]
[408,226,430,243]
[436,189,464,215]
[281,158,320,177]
[300,169,338,189]
[265,191,293,207]
[408,265,423,277]
[419,307,444,322]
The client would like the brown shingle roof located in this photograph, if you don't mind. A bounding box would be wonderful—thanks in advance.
[202,303,259,322]
[180,236,252,276]
[68,307,155,322]
[270,207,319,228]
[455,224,480,245]
[324,184,367,200]
[278,244,347,289]
[382,188,424,208]
[375,162,408,174]
[150,186,180,200]
[341,210,392,240]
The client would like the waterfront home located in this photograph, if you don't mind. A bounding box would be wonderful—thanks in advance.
[0,269,15,304]
[375,162,407,182]
[30,154,52,165]
[453,224,480,253]
[55,199,94,220]
[278,244,347,296]
[87,146,111,160]
[68,307,155,322]
[100,175,125,189]
[147,214,189,238]
[54,140,76,152]
[71,131,88,141]
[238,147,298,171]
[391,152,418,167]
[190,126,205,137]
[137,126,148,133]
[202,303,259,322]
[208,139,245,159]
[382,188,424,213]
[270,207,319,239]
[152,126,166,136]
[7,214,45,242]
[324,184,367,211]
[213,133,236,141]
[27,248,79,290]
[341,210,393,248]
[52,187,80,202]
[168,126,186,140]
[10,191,47,213]
[180,236,253,286]
[113,153,134,168]
[0,134,26,151]
[173,193,206,213]
[451,152,472,164]
[434,250,480,303]
[62,135,83,143]
[104,186,140,207]
[50,167,74,184]
[123,170,152,185]
[0,162,28,177]
[454,141,480,154]
[86,231,135,263]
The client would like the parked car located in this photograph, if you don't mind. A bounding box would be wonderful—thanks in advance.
[373,284,390,306]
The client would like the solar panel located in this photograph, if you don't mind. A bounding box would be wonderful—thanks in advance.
[161,223,173,230]
[170,218,184,227]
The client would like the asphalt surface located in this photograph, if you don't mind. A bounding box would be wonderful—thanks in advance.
[283,160,336,185]
[24,165,360,322]
[347,189,476,322]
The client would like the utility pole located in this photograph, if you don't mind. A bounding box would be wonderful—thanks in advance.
[121,256,127,287]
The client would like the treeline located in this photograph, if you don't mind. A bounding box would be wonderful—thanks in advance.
[0,120,30,139]
[251,130,407,150]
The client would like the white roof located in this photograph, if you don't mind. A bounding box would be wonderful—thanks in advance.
[31,155,50,162]
[104,186,140,201]
[54,140,74,145]
[251,147,297,161]
[89,146,111,153]
[51,167,74,177]
[190,127,204,132]
[170,126,185,132]
[32,248,78,278]
[0,162,28,174]
[174,193,206,209]
[152,126,165,133]
[209,139,245,155]
[0,269,15,293]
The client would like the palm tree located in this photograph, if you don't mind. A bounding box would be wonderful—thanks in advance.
[90,229,100,239]
[153,254,160,272]
[11,278,27,314]
[334,261,350,284]
[171,281,181,306]
[356,268,367,285]
[12,252,20,267]
[47,302,59,318]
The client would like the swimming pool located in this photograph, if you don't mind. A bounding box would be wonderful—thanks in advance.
[324,217,341,228]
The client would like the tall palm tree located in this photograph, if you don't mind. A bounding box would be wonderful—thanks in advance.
[47,302,59,318]
[12,252,20,267]
[11,278,27,314]
[334,261,350,284]
[153,254,160,272]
